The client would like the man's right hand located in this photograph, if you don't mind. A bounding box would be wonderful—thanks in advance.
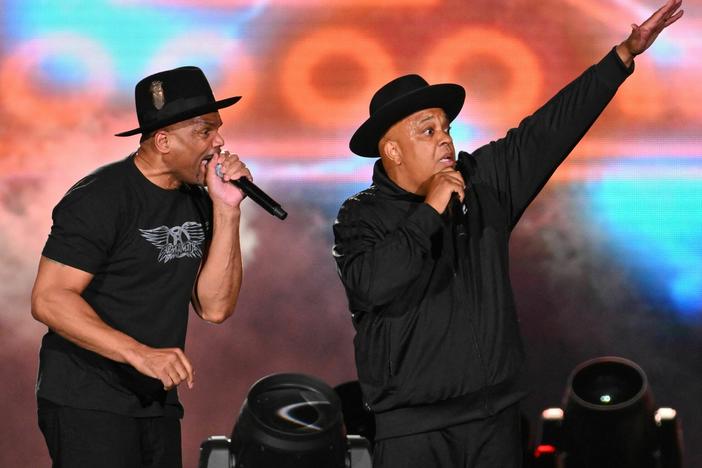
[127,345,195,390]
[422,166,466,214]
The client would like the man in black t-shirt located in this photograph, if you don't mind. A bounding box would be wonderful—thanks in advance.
[31,66,251,467]
[333,2,683,468]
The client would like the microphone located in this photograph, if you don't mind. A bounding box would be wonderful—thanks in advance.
[448,193,466,237]
[450,153,467,236]
[215,164,288,220]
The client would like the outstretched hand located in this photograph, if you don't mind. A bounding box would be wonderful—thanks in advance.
[616,0,684,66]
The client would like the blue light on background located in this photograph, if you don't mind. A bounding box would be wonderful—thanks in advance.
[451,119,482,152]
[649,36,685,66]
[39,55,91,89]
[4,0,267,88]
[587,159,702,318]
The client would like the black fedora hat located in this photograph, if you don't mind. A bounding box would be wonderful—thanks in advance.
[115,66,240,137]
[349,74,465,157]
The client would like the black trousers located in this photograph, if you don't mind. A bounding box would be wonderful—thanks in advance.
[38,400,182,468]
[373,403,522,468]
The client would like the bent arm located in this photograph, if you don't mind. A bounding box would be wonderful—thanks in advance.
[191,206,243,323]
[333,201,442,307]
[31,256,194,389]
[191,150,250,323]
[32,257,141,361]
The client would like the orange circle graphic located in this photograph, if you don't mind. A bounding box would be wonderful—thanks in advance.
[0,34,115,128]
[280,27,396,129]
[423,27,544,129]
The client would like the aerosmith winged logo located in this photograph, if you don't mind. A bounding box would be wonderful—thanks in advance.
[139,221,205,263]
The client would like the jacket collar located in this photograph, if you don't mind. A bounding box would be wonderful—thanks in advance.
[372,159,425,202]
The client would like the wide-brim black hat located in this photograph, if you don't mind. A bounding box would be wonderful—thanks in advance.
[350,74,465,157]
[115,66,240,137]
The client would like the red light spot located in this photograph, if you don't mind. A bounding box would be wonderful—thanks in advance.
[534,444,557,458]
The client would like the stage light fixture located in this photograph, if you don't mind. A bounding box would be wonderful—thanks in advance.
[534,356,683,468]
[198,373,372,468]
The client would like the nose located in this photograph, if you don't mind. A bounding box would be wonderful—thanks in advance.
[213,130,225,148]
[439,128,453,146]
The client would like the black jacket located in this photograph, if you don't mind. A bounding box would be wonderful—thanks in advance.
[333,48,633,440]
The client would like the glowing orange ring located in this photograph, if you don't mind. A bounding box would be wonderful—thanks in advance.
[0,33,115,127]
[279,27,396,129]
[423,26,543,128]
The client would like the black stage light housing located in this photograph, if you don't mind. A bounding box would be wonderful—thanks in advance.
[231,373,347,468]
[534,356,683,468]
[199,373,372,468]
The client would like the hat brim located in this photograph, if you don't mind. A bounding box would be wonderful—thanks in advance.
[115,96,241,137]
[349,84,465,158]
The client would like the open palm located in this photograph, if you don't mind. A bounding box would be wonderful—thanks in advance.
[625,0,684,56]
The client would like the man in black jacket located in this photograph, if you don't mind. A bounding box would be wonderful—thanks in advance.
[332,1,683,467]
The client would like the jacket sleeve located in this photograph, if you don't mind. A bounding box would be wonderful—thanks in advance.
[333,198,442,308]
[466,47,634,229]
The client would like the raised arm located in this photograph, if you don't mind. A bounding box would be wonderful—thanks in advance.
[31,257,194,390]
[467,0,683,228]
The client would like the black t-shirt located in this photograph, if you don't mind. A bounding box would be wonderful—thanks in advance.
[37,154,212,418]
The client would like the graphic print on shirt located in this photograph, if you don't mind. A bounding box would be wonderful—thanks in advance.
[139,221,205,263]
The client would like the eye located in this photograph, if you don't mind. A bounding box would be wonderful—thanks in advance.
[445,126,451,135]
[423,127,434,136]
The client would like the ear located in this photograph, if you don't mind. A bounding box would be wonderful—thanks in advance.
[381,139,402,166]
[153,129,170,154]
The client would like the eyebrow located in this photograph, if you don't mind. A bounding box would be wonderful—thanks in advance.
[193,118,222,129]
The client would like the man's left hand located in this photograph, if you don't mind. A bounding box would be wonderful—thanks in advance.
[616,0,684,67]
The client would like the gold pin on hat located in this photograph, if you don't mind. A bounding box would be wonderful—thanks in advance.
[150,80,165,110]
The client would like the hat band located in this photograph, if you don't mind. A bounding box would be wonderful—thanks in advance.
[141,95,213,125]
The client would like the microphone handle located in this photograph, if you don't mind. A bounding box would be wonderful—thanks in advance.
[215,163,288,220]
[234,177,288,220]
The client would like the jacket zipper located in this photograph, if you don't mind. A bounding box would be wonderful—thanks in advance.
[453,213,491,413]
